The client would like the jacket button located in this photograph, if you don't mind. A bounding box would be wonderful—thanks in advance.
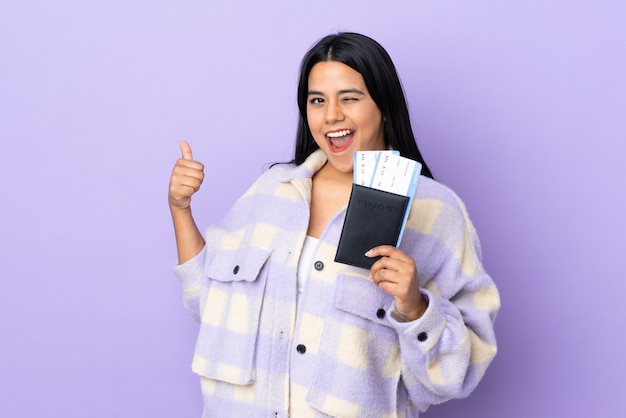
[417,332,428,342]
[376,308,386,319]
[233,265,240,274]
[296,344,307,354]
[314,261,324,270]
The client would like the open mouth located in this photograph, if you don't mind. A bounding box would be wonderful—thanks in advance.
[326,129,354,152]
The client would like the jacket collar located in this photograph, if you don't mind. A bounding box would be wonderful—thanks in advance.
[276,149,328,183]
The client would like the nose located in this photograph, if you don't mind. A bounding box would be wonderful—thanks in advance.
[325,99,344,124]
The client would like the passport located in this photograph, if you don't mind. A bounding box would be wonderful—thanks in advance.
[334,184,410,269]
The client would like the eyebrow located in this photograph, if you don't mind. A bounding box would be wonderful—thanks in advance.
[307,88,366,96]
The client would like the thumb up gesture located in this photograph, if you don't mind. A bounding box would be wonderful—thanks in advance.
[168,141,205,212]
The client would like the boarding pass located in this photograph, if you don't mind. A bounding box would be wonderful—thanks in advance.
[354,151,422,197]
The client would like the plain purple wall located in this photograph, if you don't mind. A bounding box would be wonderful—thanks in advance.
[1,1,625,417]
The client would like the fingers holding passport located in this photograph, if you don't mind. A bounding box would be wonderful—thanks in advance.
[367,245,427,321]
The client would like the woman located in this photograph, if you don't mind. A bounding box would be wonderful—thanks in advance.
[169,32,499,418]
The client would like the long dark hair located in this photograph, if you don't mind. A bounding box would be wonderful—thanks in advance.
[294,32,433,179]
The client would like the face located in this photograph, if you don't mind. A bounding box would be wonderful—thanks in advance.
[306,61,385,176]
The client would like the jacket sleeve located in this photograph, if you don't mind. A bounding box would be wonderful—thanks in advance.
[172,245,208,323]
[389,188,500,412]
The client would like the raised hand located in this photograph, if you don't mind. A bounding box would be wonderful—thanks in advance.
[168,141,205,212]
[168,141,206,263]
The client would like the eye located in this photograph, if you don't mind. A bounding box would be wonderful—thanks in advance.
[341,96,360,102]
[309,97,324,105]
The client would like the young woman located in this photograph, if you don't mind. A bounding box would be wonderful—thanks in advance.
[168,32,499,418]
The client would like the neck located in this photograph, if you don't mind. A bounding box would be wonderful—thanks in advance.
[317,162,353,186]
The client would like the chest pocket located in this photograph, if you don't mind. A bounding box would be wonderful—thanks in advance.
[191,246,272,385]
[307,273,402,417]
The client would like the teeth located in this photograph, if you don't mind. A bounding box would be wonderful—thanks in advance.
[327,129,353,138]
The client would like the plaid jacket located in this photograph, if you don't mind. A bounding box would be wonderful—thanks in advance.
[174,149,500,418]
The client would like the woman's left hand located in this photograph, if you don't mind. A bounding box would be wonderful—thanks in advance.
[366,245,428,321]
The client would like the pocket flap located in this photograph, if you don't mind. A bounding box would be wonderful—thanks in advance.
[205,246,272,283]
[334,273,394,326]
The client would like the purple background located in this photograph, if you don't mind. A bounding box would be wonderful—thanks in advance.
[2,1,625,417]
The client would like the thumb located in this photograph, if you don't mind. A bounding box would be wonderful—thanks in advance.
[179,140,193,160]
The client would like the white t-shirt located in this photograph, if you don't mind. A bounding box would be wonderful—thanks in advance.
[296,235,318,301]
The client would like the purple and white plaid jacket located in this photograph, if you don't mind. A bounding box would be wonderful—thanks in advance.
[174,149,500,418]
